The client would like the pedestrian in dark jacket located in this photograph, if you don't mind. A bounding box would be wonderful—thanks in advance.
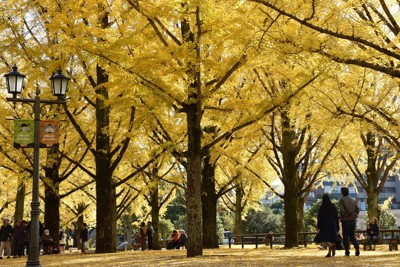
[0,218,14,259]
[22,220,29,256]
[79,223,89,253]
[178,229,187,249]
[366,217,379,250]
[147,222,154,250]
[317,194,340,257]
[13,220,26,257]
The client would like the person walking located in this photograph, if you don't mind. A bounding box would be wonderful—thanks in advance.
[13,220,26,258]
[22,220,29,256]
[316,194,340,257]
[339,187,360,256]
[147,222,154,250]
[0,218,14,259]
[79,223,89,253]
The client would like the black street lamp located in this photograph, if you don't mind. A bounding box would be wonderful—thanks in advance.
[4,66,69,267]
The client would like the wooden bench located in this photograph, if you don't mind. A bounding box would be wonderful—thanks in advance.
[388,239,399,251]
[158,239,172,249]
[359,238,398,251]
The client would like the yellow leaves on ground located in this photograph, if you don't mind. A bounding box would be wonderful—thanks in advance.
[0,246,399,266]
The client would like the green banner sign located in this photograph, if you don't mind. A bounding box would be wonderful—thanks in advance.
[14,119,34,148]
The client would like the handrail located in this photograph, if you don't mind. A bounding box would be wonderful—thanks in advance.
[228,229,400,249]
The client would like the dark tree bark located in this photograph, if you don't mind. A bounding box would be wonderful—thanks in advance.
[202,155,219,248]
[94,63,117,253]
[150,183,161,250]
[234,184,244,244]
[185,100,203,257]
[76,203,87,250]
[181,8,203,257]
[43,148,61,246]
[281,111,299,248]
[283,190,298,247]
[297,198,305,234]
[14,177,25,221]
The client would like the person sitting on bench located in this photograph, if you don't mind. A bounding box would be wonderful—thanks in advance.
[366,217,379,251]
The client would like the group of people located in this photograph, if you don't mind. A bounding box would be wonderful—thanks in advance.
[0,218,90,259]
[134,221,154,250]
[316,186,380,257]
[167,229,187,250]
[37,223,89,255]
[133,221,187,251]
[0,218,29,259]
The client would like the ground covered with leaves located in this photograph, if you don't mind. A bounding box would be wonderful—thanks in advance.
[1,245,400,266]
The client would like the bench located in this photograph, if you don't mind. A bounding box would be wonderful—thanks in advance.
[158,239,171,249]
[358,238,398,251]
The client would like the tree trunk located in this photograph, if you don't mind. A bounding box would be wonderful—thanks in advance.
[14,177,25,221]
[44,148,61,246]
[186,101,203,257]
[281,111,299,248]
[297,198,305,233]
[95,146,117,254]
[284,187,298,248]
[202,155,219,248]
[44,183,60,245]
[366,190,380,221]
[364,132,380,222]
[234,185,244,244]
[94,64,117,253]
[76,203,86,250]
[150,181,161,250]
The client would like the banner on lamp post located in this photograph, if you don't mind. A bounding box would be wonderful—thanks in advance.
[40,120,59,148]
[14,119,34,148]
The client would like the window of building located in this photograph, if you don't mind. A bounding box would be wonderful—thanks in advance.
[386,176,396,182]
[382,187,396,193]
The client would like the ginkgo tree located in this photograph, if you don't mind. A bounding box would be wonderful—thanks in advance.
[313,66,400,221]
[123,0,328,255]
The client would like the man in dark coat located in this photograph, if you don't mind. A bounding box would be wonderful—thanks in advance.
[147,222,154,250]
[0,218,14,259]
[79,223,89,253]
[13,220,26,257]
[317,194,339,257]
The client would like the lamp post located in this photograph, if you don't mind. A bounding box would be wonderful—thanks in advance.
[4,66,69,267]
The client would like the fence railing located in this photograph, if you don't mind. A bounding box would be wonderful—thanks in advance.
[228,229,400,249]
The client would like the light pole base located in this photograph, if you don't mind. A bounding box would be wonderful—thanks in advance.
[26,260,41,267]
